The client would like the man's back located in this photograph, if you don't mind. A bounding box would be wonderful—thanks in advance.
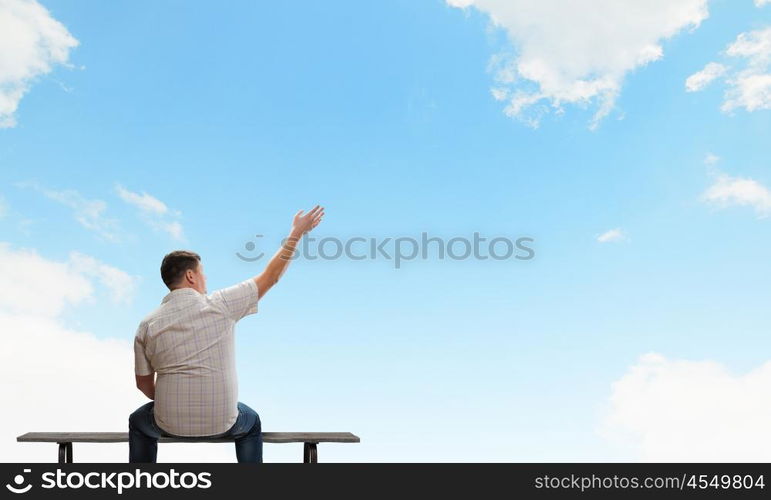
[134,279,259,437]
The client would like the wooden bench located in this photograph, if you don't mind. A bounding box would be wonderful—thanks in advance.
[17,432,360,463]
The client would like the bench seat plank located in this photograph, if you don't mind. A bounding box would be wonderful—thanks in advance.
[17,432,359,444]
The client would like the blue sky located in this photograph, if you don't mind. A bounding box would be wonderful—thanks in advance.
[2,0,771,462]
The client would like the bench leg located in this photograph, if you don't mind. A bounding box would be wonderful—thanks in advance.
[57,443,73,464]
[303,442,317,463]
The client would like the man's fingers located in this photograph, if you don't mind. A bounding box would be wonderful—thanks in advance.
[306,208,323,221]
[296,205,323,228]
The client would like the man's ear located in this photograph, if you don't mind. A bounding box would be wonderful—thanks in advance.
[186,269,195,283]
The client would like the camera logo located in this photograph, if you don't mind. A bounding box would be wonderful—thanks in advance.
[6,469,32,494]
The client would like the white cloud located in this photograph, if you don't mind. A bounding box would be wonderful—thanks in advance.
[447,0,709,129]
[68,251,138,304]
[0,0,79,127]
[18,182,186,242]
[723,28,771,112]
[600,353,771,461]
[723,72,771,112]
[18,182,121,241]
[116,184,185,241]
[0,243,138,316]
[0,242,92,317]
[597,228,626,243]
[703,152,720,165]
[685,62,727,92]
[116,185,169,215]
[688,28,771,113]
[161,220,184,240]
[702,171,771,217]
[490,87,508,101]
[0,242,237,462]
[755,0,770,7]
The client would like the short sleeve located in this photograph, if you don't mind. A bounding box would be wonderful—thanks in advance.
[208,278,260,321]
[134,322,154,376]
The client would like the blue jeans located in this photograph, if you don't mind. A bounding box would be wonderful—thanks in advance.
[128,401,263,463]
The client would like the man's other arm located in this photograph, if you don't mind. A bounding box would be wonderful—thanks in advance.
[254,205,324,299]
[136,373,155,400]
[134,323,155,400]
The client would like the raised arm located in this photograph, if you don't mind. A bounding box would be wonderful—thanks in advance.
[254,205,324,299]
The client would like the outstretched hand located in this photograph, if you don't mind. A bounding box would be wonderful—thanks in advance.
[292,205,324,235]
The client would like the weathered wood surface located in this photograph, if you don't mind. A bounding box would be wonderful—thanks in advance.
[18,432,360,444]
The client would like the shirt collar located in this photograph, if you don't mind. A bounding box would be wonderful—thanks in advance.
[161,287,201,304]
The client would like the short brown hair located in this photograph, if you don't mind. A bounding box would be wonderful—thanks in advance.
[160,250,201,289]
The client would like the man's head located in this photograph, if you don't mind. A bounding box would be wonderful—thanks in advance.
[160,250,207,294]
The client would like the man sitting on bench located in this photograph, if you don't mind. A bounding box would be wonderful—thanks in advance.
[129,205,325,463]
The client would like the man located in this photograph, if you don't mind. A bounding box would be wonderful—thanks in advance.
[129,205,324,463]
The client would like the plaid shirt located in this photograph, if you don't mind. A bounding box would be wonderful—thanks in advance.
[134,279,259,436]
